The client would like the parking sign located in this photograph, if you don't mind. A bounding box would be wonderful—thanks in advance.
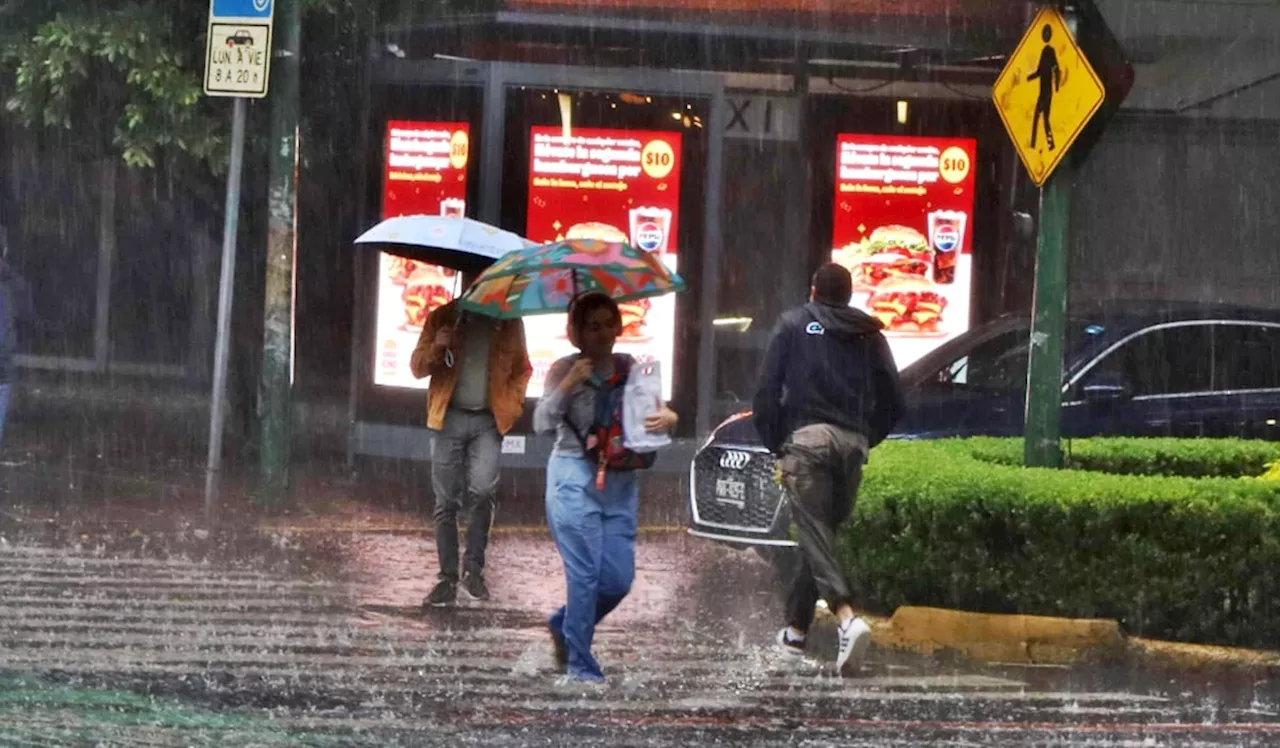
[204,0,274,97]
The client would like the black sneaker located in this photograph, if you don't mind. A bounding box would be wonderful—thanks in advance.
[461,572,490,601]
[424,580,456,608]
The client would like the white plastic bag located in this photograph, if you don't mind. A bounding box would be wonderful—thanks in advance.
[622,359,671,453]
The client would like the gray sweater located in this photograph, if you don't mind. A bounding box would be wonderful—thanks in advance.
[533,354,631,457]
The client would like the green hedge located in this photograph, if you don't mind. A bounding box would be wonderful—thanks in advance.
[964,436,1280,478]
[843,438,1280,648]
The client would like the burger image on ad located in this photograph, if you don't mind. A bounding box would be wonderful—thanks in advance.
[401,266,454,329]
[387,256,422,287]
[864,225,931,259]
[832,224,933,291]
[866,276,947,333]
[565,222,629,244]
[845,251,931,292]
[840,225,931,261]
[617,298,652,341]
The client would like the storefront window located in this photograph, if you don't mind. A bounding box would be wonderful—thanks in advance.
[710,94,1008,421]
[521,124,683,398]
[829,133,977,368]
[499,87,709,417]
[373,120,472,390]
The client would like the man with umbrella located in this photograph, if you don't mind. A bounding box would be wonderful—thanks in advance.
[356,215,536,608]
[411,279,532,606]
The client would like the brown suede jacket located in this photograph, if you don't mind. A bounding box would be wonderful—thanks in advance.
[410,301,532,435]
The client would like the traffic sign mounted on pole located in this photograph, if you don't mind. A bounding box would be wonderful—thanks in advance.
[992,6,1105,187]
[203,0,274,513]
[204,0,274,98]
[994,3,1129,469]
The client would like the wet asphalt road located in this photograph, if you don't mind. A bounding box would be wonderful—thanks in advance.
[3,523,1280,747]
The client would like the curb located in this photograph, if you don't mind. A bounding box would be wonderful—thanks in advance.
[861,605,1280,671]
[868,606,1124,666]
[1126,636,1280,670]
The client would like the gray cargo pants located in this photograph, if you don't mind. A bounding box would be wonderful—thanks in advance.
[778,423,869,633]
[431,408,501,583]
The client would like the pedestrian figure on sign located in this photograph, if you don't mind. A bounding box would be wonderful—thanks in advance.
[753,263,904,676]
[1028,23,1060,151]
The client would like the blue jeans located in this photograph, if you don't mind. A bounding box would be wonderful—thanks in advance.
[545,454,639,682]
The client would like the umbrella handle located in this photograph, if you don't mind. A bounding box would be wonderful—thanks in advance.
[444,308,463,369]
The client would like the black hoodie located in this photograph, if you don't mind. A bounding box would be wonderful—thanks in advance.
[752,301,904,454]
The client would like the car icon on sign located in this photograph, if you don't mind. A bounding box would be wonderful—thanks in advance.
[226,30,255,47]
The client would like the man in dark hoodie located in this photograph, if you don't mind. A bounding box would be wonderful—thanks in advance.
[753,262,904,675]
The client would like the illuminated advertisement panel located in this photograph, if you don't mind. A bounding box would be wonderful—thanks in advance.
[525,126,683,398]
[831,133,977,368]
[373,121,470,389]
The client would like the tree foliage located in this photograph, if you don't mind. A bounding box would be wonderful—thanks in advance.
[3,1,223,169]
[0,0,396,172]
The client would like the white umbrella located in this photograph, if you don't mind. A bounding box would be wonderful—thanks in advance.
[354,215,536,270]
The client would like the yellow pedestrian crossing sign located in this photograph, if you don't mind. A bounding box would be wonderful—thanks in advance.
[993,6,1105,186]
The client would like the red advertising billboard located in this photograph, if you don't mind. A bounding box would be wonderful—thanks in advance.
[831,133,977,367]
[525,126,683,397]
[374,121,470,389]
[382,121,470,219]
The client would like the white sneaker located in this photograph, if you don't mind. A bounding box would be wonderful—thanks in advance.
[835,617,872,675]
[775,627,806,657]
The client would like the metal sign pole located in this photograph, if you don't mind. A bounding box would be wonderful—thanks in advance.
[205,97,248,515]
[993,3,1127,468]
[1023,163,1072,468]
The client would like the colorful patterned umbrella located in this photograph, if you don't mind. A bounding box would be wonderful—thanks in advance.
[457,239,687,319]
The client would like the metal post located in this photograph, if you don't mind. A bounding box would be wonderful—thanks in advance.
[259,0,301,505]
[346,36,378,476]
[205,97,248,516]
[478,62,506,226]
[694,83,726,438]
[1023,162,1073,467]
[791,54,813,322]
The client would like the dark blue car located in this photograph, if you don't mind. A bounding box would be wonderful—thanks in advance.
[688,303,1280,547]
